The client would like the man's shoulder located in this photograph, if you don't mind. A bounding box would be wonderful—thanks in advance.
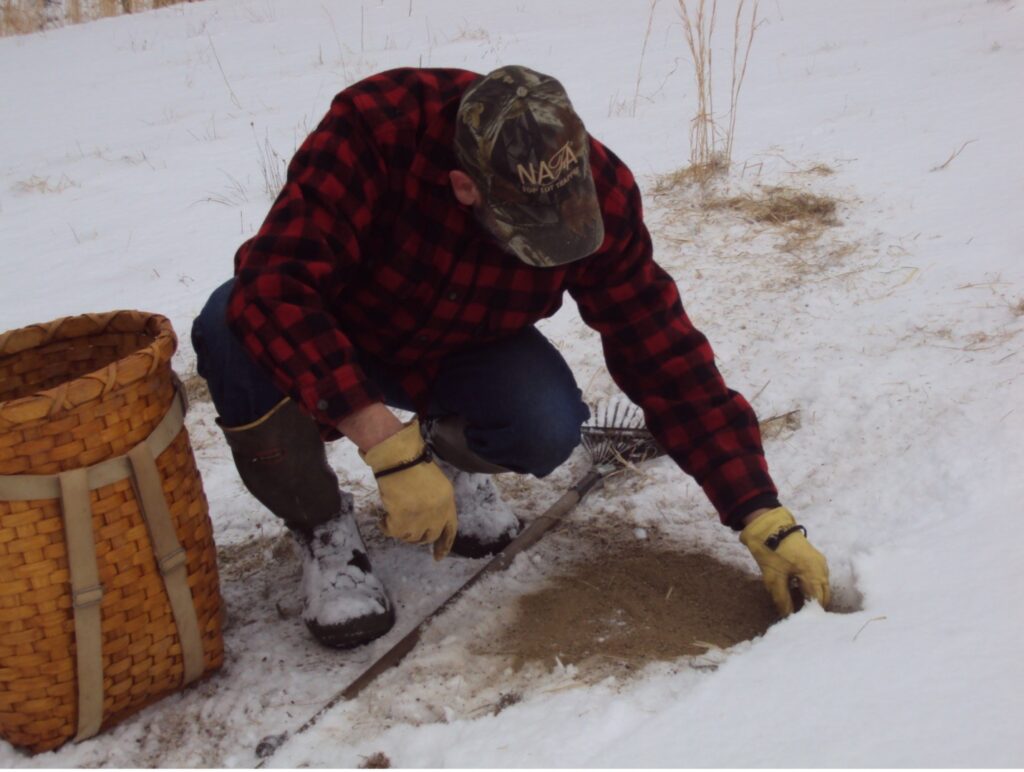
[333,68,481,133]
[588,136,638,222]
[588,136,635,190]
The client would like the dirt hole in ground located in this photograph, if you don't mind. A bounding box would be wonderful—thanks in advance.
[488,535,778,674]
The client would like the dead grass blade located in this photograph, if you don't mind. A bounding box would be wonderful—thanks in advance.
[929,139,978,172]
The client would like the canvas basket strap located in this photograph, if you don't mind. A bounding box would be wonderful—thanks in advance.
[57,467,104,741]
[0,389,204,742]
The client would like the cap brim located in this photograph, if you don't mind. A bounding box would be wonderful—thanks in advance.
[486,172,605,267]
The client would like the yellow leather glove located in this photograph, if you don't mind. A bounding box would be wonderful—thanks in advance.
[361,420,457,560]
[740,507,831,616]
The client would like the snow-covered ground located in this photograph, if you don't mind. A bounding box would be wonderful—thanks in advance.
[2,0,1023,766]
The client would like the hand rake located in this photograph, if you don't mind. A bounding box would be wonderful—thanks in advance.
[255,397,666,764]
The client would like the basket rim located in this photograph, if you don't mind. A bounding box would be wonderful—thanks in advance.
[0,310,177,428]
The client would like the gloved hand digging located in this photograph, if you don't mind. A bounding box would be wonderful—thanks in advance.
[361,419,458,560]
[741,506,831,616]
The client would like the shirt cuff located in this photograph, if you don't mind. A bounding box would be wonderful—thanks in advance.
[296,367,384,438]
[724,492,783,531]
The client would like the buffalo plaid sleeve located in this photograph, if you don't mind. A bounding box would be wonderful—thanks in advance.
[227,96,386,431]
[568,159,780,528]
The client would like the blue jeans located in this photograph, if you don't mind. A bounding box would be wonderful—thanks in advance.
[191,280,590,477]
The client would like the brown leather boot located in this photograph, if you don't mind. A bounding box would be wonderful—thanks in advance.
[221,400,394,648]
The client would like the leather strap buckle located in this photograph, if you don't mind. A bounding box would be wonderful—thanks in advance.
[73,584,104,609]
[157,547,188,576]
[765,524,807,551]
[373,447,433,479]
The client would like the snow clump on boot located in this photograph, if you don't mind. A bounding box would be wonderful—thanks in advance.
[435,458,522,558]
[298,493,395,648]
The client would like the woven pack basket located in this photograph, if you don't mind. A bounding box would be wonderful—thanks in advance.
[0,312,224,754]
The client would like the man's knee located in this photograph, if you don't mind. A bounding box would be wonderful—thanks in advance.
[467,394,590,478]
[190,279,284,426]
[191,279,235,366]
[523,401,589,476]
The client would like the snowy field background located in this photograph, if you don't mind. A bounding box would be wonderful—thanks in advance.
[1,0,1023,766]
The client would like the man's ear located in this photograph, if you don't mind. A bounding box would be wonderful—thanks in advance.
[449,170,481,206]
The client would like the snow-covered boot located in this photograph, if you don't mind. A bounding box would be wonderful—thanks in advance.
[434,457,522,559]
[221,399,394,648]
[297,493,395,649]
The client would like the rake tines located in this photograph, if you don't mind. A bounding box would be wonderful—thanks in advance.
[581,397,664,467]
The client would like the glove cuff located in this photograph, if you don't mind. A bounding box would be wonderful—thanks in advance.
[739,506,797,548]
[361,419,427,473]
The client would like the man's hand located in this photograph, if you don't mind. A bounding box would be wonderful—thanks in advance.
[740,507,830,616]
[361,419,458,560]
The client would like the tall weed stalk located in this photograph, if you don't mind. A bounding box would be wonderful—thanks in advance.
[677,0,759,179]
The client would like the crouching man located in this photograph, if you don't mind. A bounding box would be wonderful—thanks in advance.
[191,66,830,649]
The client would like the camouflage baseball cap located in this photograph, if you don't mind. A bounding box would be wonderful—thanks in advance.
[455,66,605,267]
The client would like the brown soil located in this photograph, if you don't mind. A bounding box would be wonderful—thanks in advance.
[488,535,778,673]
[181,370,212,405]
[358,752,393,769]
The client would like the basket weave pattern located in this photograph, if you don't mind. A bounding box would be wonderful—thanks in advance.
[0,312,224,753]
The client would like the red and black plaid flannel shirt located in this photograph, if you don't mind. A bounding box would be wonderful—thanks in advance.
[228,68,780,528]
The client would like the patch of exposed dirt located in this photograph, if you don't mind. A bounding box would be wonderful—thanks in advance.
[216,531,293,582]
[359,751,393,768]
[181,370,212,406]
[480,525,778,676]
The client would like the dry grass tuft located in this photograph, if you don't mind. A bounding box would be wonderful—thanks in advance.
[451,21,488,42]
[2,0,198,36]
[652,156,730,192]
[910,323,1020,353]
[758,409,801,441]
[802,163,836,176]
[1012,298,1024,317]
[651,167,845,258]
[1,1,42,34]
[13,174,79,194]
[359,752,392,769]
[707,185,839,227]
[705,185,841,250]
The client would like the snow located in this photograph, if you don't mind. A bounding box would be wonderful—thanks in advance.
[436,460,520,544]
[300,499,392,628]
[2,0,1023,766]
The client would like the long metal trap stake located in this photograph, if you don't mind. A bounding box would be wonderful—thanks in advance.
[255,397,664,765]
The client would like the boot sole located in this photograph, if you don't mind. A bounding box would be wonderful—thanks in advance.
[305,604,396,649]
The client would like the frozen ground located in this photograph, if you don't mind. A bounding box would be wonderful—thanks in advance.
[1,0,1022,766]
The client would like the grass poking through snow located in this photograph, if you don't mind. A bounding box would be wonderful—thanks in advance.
[705,185,839,229]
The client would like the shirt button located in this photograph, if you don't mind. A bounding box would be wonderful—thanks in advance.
[316,399,329,411]
[447,291,458,301]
